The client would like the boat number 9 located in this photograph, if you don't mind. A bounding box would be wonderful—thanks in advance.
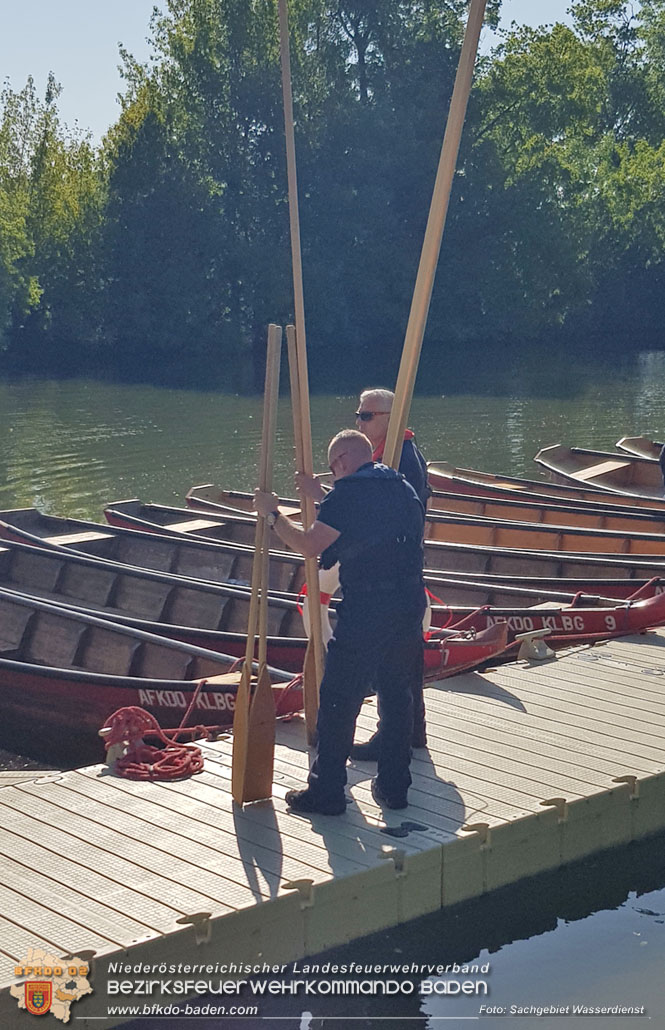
[604,615,617,631]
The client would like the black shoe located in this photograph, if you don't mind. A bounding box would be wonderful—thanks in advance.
[285,788,346,816]
[350,735,380,761]
[371,777,408,811]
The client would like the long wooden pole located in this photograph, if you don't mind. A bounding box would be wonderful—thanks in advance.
[286,324,322,743]
[383,0,488,470]
[232,323,281,804]
[278,0,325,741]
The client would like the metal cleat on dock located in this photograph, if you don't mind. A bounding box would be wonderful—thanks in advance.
[282,878,315,908]
[176,912,212,945]
[515,627,555,661]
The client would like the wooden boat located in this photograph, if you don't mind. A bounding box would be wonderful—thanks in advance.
[3,525,662,687]
[105,499,260,547]
[534,444,664,498]
[0,539,505,681]
[425,569,665,603]
[10,525,661,679]
[7,524,665,645]
[9,507,665,589]
[6,518,665,657]
[80,539,665,653]
[188,478,665,529]
[114,497,665,599]
[0,535,302,641]
[616,436,663,461]
[427,463,665,511]
[0,507,306,593]
[429,583,665,649]
[421,507,665,555]
[0,588,300,763]
[428,486,665,533]
[11,520,665,614]
[109,496,665,558]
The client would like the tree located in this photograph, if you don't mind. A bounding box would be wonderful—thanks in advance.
[0,79,42,345]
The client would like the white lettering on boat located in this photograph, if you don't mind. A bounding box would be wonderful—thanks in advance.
[137,688,187,708]
[485,613,590,632]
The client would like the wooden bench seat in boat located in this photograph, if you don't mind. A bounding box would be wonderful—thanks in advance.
[44,530,111,547]
[570,460,632,481]
[166,518,231,534]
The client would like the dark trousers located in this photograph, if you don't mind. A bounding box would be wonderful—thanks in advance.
[307,604,424,803]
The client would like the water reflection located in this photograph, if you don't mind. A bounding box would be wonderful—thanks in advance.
[4,357,665,521]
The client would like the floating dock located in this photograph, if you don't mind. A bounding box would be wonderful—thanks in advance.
[2,629,665,1027]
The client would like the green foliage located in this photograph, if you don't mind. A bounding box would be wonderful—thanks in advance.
[1,0,665,389]
[0,79,42,342]
[0,75,105,365]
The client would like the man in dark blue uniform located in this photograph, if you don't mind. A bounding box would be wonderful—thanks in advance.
[352,388,429,757]
[254,430,426,815]
[355,387,430,508]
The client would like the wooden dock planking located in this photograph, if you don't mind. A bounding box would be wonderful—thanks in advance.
[2,630,665,1027]
[0,828,183,934]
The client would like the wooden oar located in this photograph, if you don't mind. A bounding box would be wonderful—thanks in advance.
[383,0,488,469]
[231,323,282,804]
[287,324,324,744]
[279,0,325,742]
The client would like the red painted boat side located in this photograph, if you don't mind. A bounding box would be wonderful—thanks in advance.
[434,591,665,648]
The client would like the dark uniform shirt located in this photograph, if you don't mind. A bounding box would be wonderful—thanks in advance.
[316,463,425,612]
[398,437,430,508]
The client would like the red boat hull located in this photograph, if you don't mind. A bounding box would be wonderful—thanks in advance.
[0,659,303,763]
[430,590,665,649]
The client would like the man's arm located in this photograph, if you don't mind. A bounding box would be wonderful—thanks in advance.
[254,489,340,558]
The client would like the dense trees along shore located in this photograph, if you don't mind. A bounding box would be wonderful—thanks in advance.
[1,1,664,392]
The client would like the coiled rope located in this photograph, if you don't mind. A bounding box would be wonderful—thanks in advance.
[99,678,212,780]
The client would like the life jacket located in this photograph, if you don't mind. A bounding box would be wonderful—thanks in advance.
[371,428,415,463]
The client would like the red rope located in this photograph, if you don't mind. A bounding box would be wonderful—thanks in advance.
[100,680,211,780]
[275,673,303,716]
[425,586,453,630]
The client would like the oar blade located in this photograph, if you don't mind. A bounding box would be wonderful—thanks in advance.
[242,663,277,802]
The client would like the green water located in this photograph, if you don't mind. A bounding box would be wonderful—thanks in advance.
[3,351,665,521]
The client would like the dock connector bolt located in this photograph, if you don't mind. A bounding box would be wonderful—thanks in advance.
[461,822,491,847]
[379,847,407,876]
[516,628,555,661]
[540,797,568,822]
[283,878,315,909]
[612,774,639,799]
[176,912,212,945]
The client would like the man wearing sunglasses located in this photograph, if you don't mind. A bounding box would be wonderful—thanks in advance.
[351,387,429,760]
[254,429,425,815]
[355,388,430,508]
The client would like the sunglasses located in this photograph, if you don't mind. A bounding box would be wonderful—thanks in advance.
[355,410,390,422]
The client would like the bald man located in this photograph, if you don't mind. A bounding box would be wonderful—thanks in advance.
[254,429,426,814]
